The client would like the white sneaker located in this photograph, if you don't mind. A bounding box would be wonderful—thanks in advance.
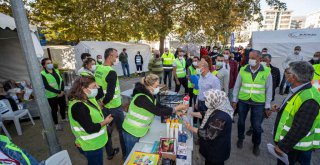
[55,124,63,131]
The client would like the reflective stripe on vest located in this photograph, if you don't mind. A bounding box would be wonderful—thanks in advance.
[80,129,106,141]
[122,93,156,137]
[128,109,153,121]
[175,58,186,78]
[238,65,270,103]
[274,87,320,151]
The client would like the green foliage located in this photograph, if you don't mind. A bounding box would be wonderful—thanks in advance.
[8,0,285,46]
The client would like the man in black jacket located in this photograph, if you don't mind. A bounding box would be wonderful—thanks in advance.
[261,54,280,101]
[272,61,320,165]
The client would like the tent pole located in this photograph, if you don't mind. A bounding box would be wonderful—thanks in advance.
[10,0,61,155]
[47,48,52,60]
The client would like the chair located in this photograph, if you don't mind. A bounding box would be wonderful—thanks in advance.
[45,150,72,165]
[0,115,11,140]
[0,99,35,135]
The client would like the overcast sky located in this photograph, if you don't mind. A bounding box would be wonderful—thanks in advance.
[261,0,320,16]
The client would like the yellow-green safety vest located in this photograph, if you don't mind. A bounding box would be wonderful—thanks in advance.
[175,58,186,78]
[238,65,271,103]
[187,66,199,95]
[212,70,219,76]
[95,65,121,108]
[161,52,175,69]
[41,69,63,98]
[68,99,108,151]
[0,135,32,165]
[274,87,320,151]
[80,70,94,76]
[122,93,156,138]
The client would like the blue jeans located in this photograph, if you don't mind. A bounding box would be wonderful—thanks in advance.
[0,141,40,165]
[121,63,130,77]
[277,150,312,165]
[123,130,140,159]
[103,106,126,157]
[78,147,103,165]
[237,101,264,145]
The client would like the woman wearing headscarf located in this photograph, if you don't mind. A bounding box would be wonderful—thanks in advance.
[185,89,233,165]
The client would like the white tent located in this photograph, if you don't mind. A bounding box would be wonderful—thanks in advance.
[75,41,152,76]
[0,12,44,82]
[42,45,75,70]
[252,28,320,70]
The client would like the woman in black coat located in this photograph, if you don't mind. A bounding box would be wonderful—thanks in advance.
[185,89,233,165]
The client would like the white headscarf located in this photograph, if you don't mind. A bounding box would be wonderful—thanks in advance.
[200,89,234,129]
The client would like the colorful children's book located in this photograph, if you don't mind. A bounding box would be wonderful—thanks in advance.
[127,151,160,165]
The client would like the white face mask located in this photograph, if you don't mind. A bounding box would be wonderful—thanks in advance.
[152,87,160,95]
[249,59,257,67]
[179,56,184,60]
[260,62,267,67]
[113,58,119,65]
[86,88,98,98]
[97,59,103,62]
[223,55,229,60]
[91,65,96,72]
[192,62,198,66]
[213,50,218,53]
[216,61,224,67]
[313,57,319,61]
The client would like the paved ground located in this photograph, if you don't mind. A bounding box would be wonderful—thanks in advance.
[3,75,320,165]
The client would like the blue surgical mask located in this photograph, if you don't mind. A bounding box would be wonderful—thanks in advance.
[46,64,54,70]
[86,88,98,98]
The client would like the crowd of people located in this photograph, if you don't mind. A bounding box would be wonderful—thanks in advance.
[1,45,319,165]
[43,46,320,165]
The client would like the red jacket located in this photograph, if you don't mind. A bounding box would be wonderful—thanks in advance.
[228,60,238,89]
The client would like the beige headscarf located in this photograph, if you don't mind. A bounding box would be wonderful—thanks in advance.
[200,89,234,129]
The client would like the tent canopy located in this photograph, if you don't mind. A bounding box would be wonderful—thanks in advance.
[42,45,75,70]
[0,12,44,82]
[252,28,320,70]
[75,41,152,76]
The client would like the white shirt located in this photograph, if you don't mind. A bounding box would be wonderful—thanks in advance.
[198,72,221,101]
[282,53,304,69]
[216,66,230,94]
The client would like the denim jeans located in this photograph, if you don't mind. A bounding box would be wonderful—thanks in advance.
[78,147,104,165]
[121,62,130,77]
[277,150,312,165]
[0,141,40,165]
[163,70,172,89]
[123,130,140,159]
[237,101,264,145]
[103,106,126,157]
